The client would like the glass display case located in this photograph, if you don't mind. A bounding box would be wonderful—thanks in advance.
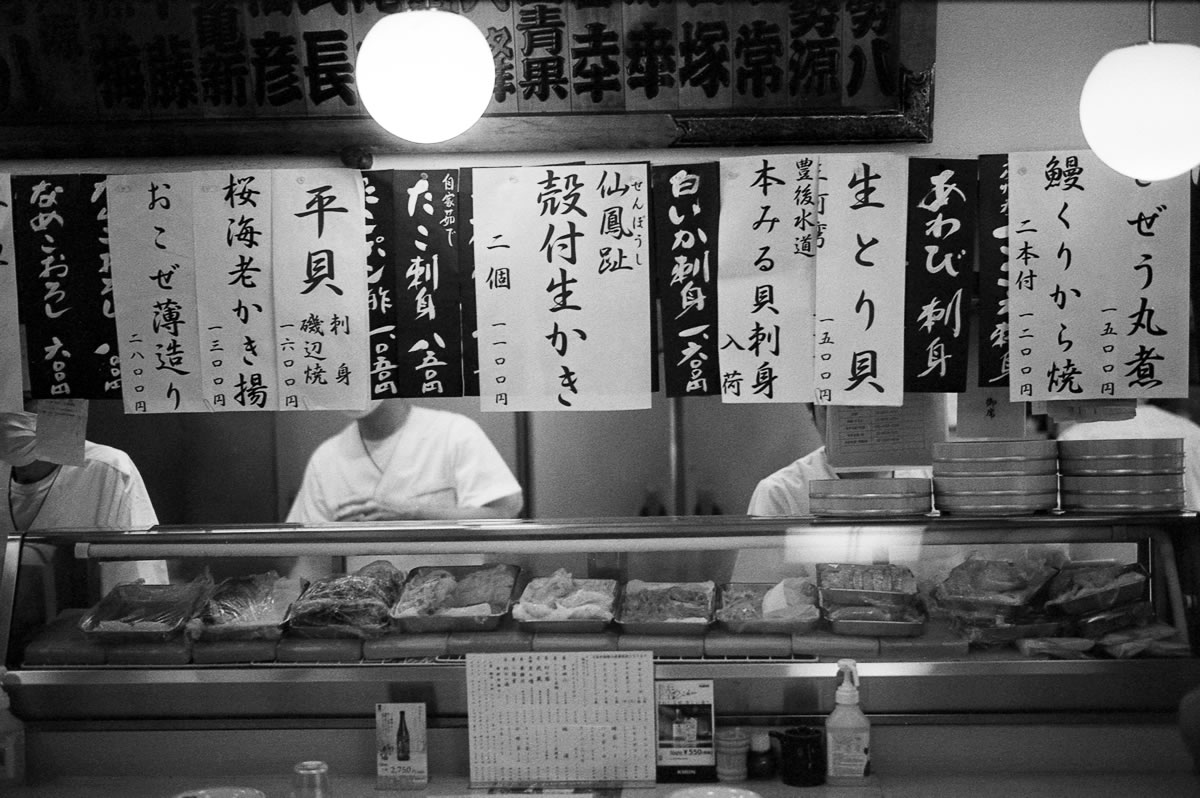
[3,513,1197,729]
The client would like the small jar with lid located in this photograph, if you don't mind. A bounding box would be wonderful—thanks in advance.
[746,731,777,779]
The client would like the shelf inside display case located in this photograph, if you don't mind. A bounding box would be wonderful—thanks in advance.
[2,513,1198,725]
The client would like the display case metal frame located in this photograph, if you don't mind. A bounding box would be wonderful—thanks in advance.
[2,513,1197,726]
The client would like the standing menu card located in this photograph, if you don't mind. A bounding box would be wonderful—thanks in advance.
[376,702,427,791]
[465,651,656,788]
[655,679,716,782]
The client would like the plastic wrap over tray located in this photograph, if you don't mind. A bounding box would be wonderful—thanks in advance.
[934,556,1059,622]
[830,617,926,637]
[513,570,618,633]
[284,569,403,639]
[1072,600,1154,639]
[187,572,304,642]
[817,563,918,608]
[616,580,715,635]
[824,600,928,638]
[951,615,1063,646]
[715,581,820,634]
[389,563,520,633]
[1045,563,1148,616]
[80,576,213,644]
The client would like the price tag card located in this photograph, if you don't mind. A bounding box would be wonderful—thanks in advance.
[466,651,656,789]
[655,679,716,782]
[376,702,427,791]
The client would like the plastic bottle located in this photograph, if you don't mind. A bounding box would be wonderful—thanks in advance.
[824,658,870,785]
[746,731,777,779]
[0,689,26,786]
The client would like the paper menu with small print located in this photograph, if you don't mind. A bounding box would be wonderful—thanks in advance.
[465,651,657,788]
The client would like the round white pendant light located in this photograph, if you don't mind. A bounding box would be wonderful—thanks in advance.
[1079,1,1200,183]
[356,10,494,145]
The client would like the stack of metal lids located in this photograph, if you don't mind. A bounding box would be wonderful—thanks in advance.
[808,477,932,517]
[931,439,1059,515]
[1058,438,1184,513]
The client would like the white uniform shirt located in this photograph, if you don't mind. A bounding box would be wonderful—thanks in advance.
[2,441,168,588]
[740,447,931,581]
[747,446,932,517]
[287,405,522,523]
[746,448,840,517]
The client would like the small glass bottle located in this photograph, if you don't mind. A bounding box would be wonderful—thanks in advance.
[291,759,331,798]
[746,731,777,779]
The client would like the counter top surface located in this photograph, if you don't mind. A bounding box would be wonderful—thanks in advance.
[8,773,1200,798]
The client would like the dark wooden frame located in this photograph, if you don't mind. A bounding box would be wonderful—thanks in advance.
[0,1,934,161]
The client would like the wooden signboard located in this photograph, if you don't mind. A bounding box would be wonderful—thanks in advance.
[0,0,935,159]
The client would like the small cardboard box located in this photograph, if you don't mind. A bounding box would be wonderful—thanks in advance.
[375,702,428,790]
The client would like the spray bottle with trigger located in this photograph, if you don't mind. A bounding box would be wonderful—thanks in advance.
[825,658,871,786]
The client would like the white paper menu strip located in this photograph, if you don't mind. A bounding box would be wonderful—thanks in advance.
[466,651,656,787]
[473,164,653,412]
[717,154,816,404]
[194,170,278,412]
[815,153,909,406]
[108,172,206,413]
[1008,150,1189,402]
[270,168,370,411]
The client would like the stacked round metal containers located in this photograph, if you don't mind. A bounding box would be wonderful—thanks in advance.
[932,437,1185,515]
[1058,438,1185,512]
[809,477,933,517]
[931,439,1059,515]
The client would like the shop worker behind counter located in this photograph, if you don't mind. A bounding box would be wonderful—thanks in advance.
[739,404,931,582]
[286,398,523,575]
[0,405,168,626]
[747,405,931,517]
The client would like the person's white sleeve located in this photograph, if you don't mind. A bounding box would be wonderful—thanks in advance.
[122,460,159,530]
[449,418,522,508]
[98,452,168,588]
[287,455,333,523]
[747,477,806,517]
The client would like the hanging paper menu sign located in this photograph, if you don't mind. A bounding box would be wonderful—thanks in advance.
[12,174,121,400]
[903,158,977,393]
[1009,150,1190,401]
[815,153,908,406]
[465,651,656,788]
[458,168,481,397]
[955,320,1026,440]
[977,154,1011,387]
[473,163,653,411]
[0,175,20,409]
[363,169,401,400]
[76,174,122,400]
[394,169,464,398]
[108,172,206,413]
[194,170,277,411]
[271,168,369,411]
[717,154,816,403]
[651,162,721,397]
